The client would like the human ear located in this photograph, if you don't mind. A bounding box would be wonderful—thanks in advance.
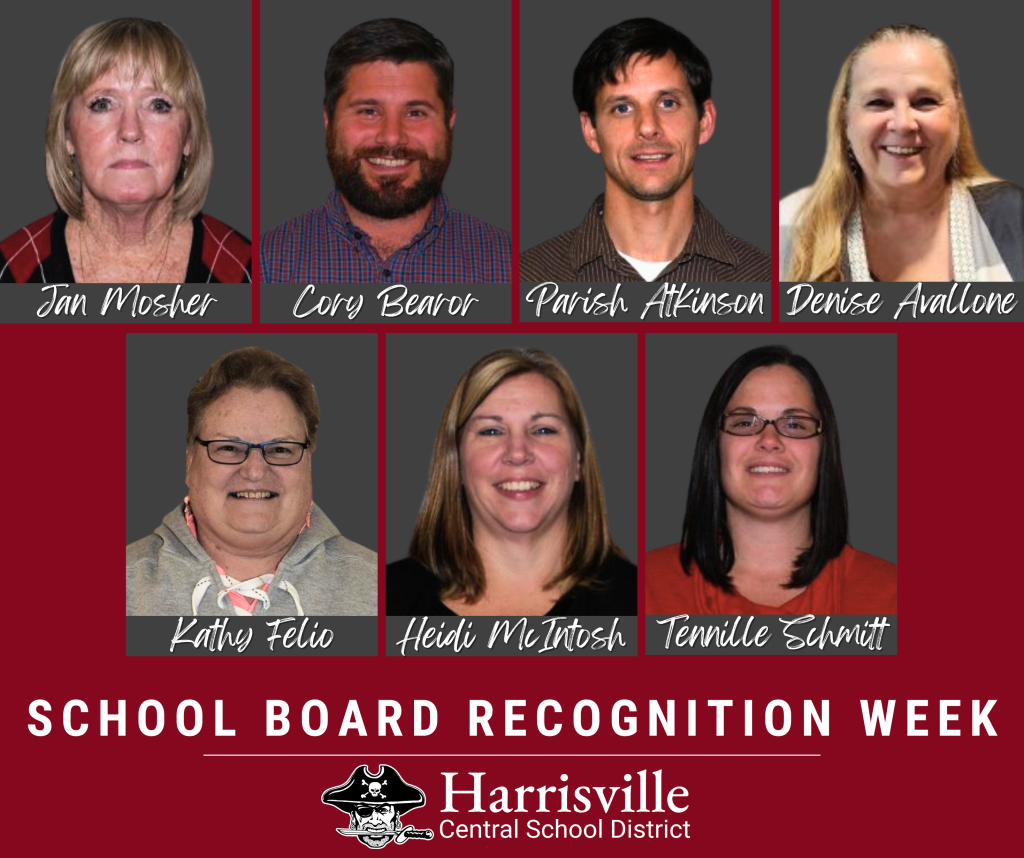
[698,99,716,144]
[580,112,601,154]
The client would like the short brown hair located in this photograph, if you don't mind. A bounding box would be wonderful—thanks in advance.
[187,348,320,448]
[409,348,621,603]
[46,18,213,221]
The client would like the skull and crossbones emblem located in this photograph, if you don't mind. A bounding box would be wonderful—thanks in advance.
[361,779,387,799]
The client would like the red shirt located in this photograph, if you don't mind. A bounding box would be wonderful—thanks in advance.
[645,543,896,615]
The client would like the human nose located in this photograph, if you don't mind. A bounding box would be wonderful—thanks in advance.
[889,102,918,135]
[636,104,662,139]
[502,430,534,465]
[375,111,407,148]
[755,422,785,452]
[119,106,143,143]
[238,446,270,478]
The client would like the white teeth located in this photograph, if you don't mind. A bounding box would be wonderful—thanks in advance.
[233,491,274,499]
[884,146,923,155]
[749,466,787,474]
[635,154,669,161]
[498,481,541,491]
[368,157,409,167]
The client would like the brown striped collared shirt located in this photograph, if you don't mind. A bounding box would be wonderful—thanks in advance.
[520,194,771,282]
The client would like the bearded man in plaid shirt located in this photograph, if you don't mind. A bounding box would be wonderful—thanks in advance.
[260,18,511,285]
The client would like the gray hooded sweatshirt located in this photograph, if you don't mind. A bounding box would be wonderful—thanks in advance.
[126,503,377,616]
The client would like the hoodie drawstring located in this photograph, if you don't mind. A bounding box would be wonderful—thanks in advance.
[192,576,304,616]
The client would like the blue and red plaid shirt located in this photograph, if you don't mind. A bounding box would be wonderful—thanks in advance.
[259,189,511,283]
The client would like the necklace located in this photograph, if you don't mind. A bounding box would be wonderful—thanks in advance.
[75,218,176,283]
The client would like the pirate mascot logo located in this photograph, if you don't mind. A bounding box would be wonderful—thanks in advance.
[322,764,433,849]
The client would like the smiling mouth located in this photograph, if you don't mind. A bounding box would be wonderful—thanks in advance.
[367,157,411,167]
[632,153,671,162]
[748,466,788,474]
[496,480,541,491]
[882,146,924,156]
[229,491,278,499]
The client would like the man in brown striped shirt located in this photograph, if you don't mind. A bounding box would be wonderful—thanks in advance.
[520,19,770,283]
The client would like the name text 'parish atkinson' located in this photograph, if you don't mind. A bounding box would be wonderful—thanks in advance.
[524,282,763,318]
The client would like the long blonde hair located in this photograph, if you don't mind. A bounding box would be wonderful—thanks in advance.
[786,24,990,282]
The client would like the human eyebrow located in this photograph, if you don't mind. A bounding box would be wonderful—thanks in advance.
[530,412,567,422]
[858,88,892,103]
[346,98,383,110]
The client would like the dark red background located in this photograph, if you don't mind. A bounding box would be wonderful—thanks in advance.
[4,3,1020,854]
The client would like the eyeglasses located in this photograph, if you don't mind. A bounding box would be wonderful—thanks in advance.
[720,412,822,439]
[196,438,310,466]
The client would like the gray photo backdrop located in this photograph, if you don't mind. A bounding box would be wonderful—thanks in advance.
[781,0,1023,199]
[126,333,378,552]
[645,333,897,564]
[519,0,770,256]
[385,333,638,564]
[0,2,252,245]
[259,2,512,237]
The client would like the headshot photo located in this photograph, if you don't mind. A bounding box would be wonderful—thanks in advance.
[645,334,897,616]
[0,5,252,284]
[519,1,770,283]
[386,333,637,617]
[126,334,377,617]
[259,4,512,284]
[780,1,1024,282]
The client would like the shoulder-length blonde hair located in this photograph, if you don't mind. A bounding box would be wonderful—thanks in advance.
[409,348,622,604]
[786,24,990,282]
[45,18,213,221]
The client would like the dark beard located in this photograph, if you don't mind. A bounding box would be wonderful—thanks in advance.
[328,138,452,220]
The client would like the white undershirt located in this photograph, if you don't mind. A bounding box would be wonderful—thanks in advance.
[617,251,671,282]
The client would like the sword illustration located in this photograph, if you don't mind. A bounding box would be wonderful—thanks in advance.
[336,825,433,842]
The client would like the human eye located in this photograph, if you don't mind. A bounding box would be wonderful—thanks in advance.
[659,97,679,109]
[212,441,241,454]
[610,103,632,116]
[264,443,300,462]
[865,98,891,109]
[87,96,113,113]
[477,426,503,437]
[533,425,558,436]
[149,97,174,114]
[914,96,939,109]
[725,414,755,431]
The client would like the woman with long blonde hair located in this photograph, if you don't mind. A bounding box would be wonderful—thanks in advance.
[780,24,1023,282]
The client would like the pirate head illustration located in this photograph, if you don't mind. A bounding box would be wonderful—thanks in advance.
[322,764,432,849]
